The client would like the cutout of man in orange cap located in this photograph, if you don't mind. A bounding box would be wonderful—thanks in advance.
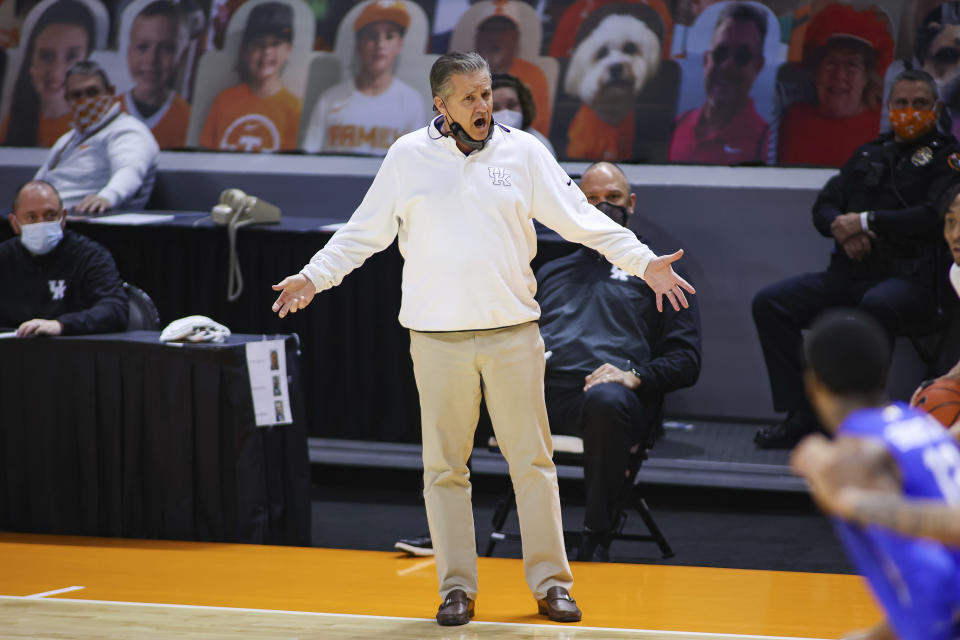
[303,0,425,155]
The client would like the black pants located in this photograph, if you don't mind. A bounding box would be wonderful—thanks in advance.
[545,378,654,532]
[752,271,935,412]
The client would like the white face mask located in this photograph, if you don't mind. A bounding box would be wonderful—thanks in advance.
[493,109,523,130]
[20,220,64,255]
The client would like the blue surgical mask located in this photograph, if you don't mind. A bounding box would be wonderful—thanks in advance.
[19,220,64,255]
[493,109,523,130]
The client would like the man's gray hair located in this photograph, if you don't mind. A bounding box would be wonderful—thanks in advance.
[716,2,767,44]
[66,59,111,88]
[430,52,490,100]
[890,68,941,103]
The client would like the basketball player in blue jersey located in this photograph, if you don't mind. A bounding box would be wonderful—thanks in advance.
[791,309,960,640]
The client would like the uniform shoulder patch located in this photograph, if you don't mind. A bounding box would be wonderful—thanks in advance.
[949,152,960,172]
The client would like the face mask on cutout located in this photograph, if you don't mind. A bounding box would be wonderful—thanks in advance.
[595,201,629,227]
[71,94,114,132]
[493,109,523,130]
[888,107,937,141]
[19,220,63,255]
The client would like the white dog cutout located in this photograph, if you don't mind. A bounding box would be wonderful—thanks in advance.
[564,13,662,160]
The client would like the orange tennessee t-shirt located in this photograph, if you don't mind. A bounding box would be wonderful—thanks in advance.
[565,105,635,161]
[509,58,551,137]
[121,92,191,149]
[199,84,302,152]
[1,111,73,147]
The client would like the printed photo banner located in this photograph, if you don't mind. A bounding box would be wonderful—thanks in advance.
[0,0,952,168]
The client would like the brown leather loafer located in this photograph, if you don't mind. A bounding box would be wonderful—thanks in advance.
[537,586,581,622]
[436,589,474,626]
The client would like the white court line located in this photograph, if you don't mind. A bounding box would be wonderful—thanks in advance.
[0,595,828,640]
[24,586,85,598]
[395,557,436,576]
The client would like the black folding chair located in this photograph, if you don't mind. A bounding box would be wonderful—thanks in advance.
[123,282,160,331]
[484,434,673,559]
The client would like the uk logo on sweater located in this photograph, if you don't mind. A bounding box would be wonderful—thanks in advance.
[49,280,66,300]
[488,167,511,186]
[609,266,630,282]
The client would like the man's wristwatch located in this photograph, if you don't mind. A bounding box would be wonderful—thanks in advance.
[629,366,642,381]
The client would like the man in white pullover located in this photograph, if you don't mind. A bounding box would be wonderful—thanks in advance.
[272,52,695,627]
[35,60,159,214]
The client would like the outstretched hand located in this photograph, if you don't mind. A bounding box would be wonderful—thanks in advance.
[643,249,696,312]
[271,274,317,318]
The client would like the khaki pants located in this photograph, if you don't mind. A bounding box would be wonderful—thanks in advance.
[409,321,573,601]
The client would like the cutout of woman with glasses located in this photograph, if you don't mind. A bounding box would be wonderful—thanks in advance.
[668,2,769,164]
[777,4,893,167]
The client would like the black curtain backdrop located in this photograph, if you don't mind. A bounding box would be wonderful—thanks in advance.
[0,332,311,545]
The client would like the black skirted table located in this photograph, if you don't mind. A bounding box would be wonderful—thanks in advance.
[0,331,311,546]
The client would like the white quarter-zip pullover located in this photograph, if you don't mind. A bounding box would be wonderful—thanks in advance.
[301,118,657,331]
[35,105,159,210]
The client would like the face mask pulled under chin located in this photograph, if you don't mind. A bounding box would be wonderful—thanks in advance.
[493,109,523,130]
[20,220,64,255]
[595,201,629,227]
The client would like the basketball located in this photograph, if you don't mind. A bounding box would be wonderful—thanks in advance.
[913,378,960,428]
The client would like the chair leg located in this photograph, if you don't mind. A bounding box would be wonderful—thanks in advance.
[484,485,516,557]
[633,493,674,558]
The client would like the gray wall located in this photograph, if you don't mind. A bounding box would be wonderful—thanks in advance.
[624,185,927,419]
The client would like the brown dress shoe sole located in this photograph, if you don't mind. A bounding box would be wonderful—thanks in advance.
[436,598,475,626]
[537,599,582,623]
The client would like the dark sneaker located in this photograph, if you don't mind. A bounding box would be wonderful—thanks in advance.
[754,409,818,449]
[395,534,433,557]
[576,530,610,562]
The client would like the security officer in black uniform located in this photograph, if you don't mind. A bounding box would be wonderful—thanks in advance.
[753,68,960,449]
[1,180,127,336]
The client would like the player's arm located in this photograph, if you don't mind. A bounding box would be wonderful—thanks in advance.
[795,434,960,545]
[835,488,960,546]
[791,434,901,521]
[272,145,401,317]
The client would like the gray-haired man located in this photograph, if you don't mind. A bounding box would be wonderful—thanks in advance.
[272,52,696,626]
[35,59,159,214]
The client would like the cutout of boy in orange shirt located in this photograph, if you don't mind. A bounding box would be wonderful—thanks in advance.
[199,2,301,152]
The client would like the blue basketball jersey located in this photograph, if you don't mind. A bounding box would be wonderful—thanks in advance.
[835,403,960,640]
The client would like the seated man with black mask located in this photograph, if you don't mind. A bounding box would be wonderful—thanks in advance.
[1,180,127,336]
[538,161,702,561]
